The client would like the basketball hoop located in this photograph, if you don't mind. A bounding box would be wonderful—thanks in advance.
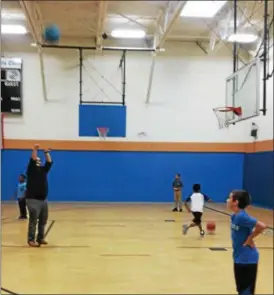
[213,107,242,129]
[97,127,109,139]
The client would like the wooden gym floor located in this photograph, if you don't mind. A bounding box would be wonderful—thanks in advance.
[1,203,273,294]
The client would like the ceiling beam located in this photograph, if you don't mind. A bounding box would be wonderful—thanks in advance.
[205,1,234,54]
[116,13,149,29]
[167,35,210,41]
[19,1,48,101]
[33,1,45,35]
[96,1,108,49]
[155,1,187,49]
[19,1,41,43]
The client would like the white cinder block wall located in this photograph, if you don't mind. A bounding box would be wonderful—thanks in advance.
[2,42,272,143]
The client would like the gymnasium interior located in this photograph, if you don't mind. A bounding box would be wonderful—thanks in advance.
[1,1,273,294]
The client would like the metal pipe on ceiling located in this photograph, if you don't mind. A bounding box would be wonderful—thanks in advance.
[41,44,156,52]
[232,0,238,116]
[261,0,269,116]
[121,50,126,106]
[79,49,83,104]
[145,52,157,104]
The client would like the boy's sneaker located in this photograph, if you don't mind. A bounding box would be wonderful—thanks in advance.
[182,224,188,235]
[200,230,205,237]
[172,208,178,212]
[179,209,183,212]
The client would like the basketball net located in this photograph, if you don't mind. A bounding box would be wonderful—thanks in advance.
[213,107,242,129]
[97,127,108,140]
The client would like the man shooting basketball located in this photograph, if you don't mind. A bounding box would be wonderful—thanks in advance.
[26,144,53,247]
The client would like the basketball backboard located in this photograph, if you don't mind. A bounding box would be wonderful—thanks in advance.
[225,58,261,125]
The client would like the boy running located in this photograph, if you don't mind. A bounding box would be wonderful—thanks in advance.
[182,184,212,236]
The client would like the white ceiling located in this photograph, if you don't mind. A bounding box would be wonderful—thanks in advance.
[1,0,273,58]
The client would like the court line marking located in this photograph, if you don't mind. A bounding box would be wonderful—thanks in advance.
[100,254,151,257]
[44,220,56,238]
[46,218,175,223]
[2,244,272,250]
[176,246,273,250]
[205,205,274,230]
[2,219,21,224]
[35,219,128,226]
[89,225,126,227]
[0,287,19,295]
[1,244,92,248]
[204,205,231,216]
[177,246,231,249]
[1,217,10,221]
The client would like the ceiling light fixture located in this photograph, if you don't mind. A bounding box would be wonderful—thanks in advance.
[1,10,26,20]
[1,24,27,35]
[228,33,258,43]
[111,29,146,39]
[180,1,227,18]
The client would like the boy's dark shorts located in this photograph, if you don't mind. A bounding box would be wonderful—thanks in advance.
[192,212,202,225]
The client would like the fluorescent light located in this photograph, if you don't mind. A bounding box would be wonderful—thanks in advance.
[111,29,146,39]
[181,1,227,18]
[1,24,27,35]
[228,33,258,43]
[1,10,26,20]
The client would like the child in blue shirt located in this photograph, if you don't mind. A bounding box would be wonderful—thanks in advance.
[227,190,267,295]
[14,174,27,219]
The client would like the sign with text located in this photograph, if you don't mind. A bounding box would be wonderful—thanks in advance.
[1,57,23,114]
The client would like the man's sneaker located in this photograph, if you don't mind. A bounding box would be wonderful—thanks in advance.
[37,240,48,245]
[28,241,40,247]
[182,224,188,235]
[172,208,178,212]
[200,230,205,237]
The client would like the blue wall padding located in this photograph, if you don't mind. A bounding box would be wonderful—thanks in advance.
[243,151,274,209]
[1,150,243,202]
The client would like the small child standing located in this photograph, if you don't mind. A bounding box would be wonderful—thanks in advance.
[172,173,183,212]
[227,190,266,295]
[14,173,27,219]
[182,184,212,236]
